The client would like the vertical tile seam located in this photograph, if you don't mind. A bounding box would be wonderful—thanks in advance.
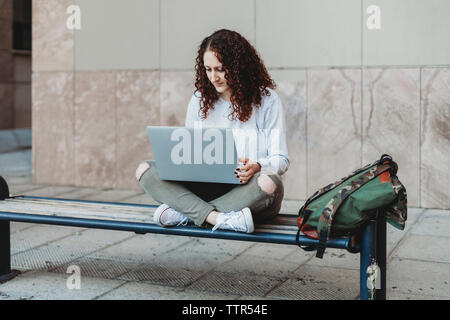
[360,0,364,167]
[72,0,76,187]
[254,0,256,47]
[158,0,161,70]
[418,67,422,208]
[114,71,118,189]
[158,0,162,126]
[305,68,309,198]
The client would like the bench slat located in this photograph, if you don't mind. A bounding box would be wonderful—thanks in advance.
[0,196,299,235]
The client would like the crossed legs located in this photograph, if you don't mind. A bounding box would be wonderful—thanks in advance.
[135,160,283,227]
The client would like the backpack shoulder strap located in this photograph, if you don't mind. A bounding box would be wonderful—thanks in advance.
[315,164,391,258]
[303,160,377,209]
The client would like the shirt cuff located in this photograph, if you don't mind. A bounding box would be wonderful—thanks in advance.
[257,158,270,170]
[257,156,290,175]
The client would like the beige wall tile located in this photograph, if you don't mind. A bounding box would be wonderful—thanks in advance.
[160,71,196,126]
[161,0,255,69]
[0,18,12,50]
[0,0,13,20]
[14,83,31,128]
[74,0,159,71]
[14,54,31,82]
[32,0,74,71]
[421,68,450,209]
[363,0,450,66]
[271,70,307,200]
[307,69,362,195]
[0,50,13,82]
[32,72,74,185]
[257,0,361,68]
[116,71,160,190]
[362,68,420,207]
[0,0,12,50]
[74,72,115,188]
[0,82,13,129]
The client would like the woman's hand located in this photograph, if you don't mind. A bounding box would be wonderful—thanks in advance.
[235,158,261,184]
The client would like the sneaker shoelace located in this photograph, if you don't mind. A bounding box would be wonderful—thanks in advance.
[177,216,189,226]
[212,211,245,232]
[162,208,190,226]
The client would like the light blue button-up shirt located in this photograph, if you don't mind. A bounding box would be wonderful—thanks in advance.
[185,88,290,176]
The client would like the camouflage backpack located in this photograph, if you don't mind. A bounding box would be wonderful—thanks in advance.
[296,154,407,258]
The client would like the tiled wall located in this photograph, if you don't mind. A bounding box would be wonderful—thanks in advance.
[0,0,13,127]
[32,0,449,209]
[0,0,31,129]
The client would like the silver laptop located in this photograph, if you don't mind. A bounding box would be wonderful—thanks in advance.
[147,126,241,184]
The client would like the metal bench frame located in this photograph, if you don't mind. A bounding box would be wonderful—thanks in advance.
[0,180,387,300]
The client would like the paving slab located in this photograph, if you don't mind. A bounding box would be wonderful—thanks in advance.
[6,184,45,196]
[188,271,283,297]
[51,256,143,280]
[117,251,235,288]
[81,189,144,203]
[0,270,125,300]
[267,265,360,300]
[97,281,240,300]
[0,149,32,176]
[174,237,253,257]
[0,130,20,154]
[387,292,449,300]
[89,233,192,263]
[11,224,85,255]
[214,254,302,279]
[409,209,450,237]
[47,187,105,201]
[0,128,31,152]
[19,185,79,197]
[387,208,425,257]
[11,228,134,272]
[12,129,32,150]
[1,175,32,186]
[305,247,360,270]
[120,192,159,205]
[242,242,309,262]
[387,258,450,298]
[10,221,37,233]
[283,249,315,264]
[392,234,450,263]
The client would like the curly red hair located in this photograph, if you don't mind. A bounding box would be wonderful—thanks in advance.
[194,29,276,122]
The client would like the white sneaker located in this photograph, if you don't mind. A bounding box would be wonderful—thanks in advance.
[212,207,254,233]
[153,204,190,227]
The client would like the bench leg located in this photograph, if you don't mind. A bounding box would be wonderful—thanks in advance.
[0,220,20,283]
[359,210,387,300]
[375,210,387,300]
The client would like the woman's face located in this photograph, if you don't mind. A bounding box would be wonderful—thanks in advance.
[203,50,231,100]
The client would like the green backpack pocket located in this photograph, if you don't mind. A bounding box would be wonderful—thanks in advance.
[296,154,407,258]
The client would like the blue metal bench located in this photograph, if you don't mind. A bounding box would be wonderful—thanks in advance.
[0,177,386,300]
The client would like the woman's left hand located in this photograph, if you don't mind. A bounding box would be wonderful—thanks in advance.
[235,158,261,184]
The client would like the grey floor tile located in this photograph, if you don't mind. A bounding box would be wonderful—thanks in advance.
[188,271,282,297]
[98,281,240,300]
[392,234,450,263]
[387,258,450,298]
[267,265,359,300]
[0,270,125,300]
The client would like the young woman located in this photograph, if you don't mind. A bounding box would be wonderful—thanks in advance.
[135,29,289,233]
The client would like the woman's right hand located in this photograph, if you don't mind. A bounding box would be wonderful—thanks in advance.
[235,158,261,184]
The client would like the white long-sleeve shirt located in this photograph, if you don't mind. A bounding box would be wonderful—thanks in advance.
[185,88,290,176]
